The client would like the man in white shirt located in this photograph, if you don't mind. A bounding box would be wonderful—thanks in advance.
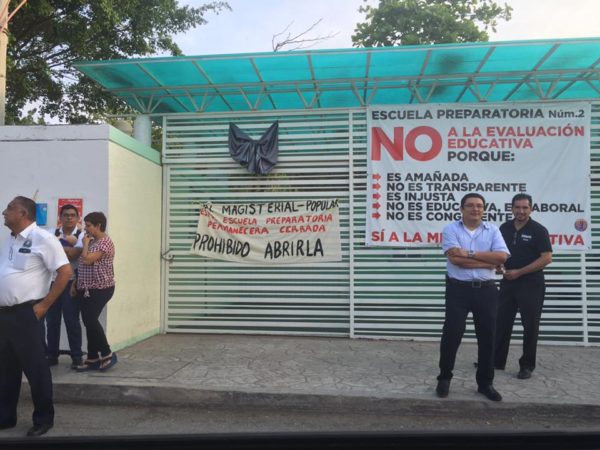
[0,196,72,437]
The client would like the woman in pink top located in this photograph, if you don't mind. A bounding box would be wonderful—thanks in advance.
[71,212,117,372]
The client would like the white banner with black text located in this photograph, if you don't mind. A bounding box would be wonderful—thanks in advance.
[191,200,342,264]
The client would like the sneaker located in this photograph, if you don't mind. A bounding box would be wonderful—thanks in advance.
[99,353,118,372]
[70,358,84,370]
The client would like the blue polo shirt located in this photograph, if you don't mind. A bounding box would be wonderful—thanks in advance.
[442,220,510,282]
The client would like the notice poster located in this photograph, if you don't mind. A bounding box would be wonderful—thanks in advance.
[191,200,342,264]
[57,198,83,227]
[366,102,591,251]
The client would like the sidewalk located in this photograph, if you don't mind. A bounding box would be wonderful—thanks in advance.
[41,334,600,418]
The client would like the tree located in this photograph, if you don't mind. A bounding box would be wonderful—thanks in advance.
[352,0,512,47]
[271,19,339,52]
[4,0,230,124]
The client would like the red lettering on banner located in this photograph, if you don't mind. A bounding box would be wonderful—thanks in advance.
[371,127,404,161]
[427,232,442,243]
[403,232,422,243]
[549,234,584,246]
[371,126,442,161]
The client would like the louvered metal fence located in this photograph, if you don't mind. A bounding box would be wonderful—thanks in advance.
[161,104,600,345]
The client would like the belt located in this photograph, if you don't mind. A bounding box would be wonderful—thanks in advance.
[0,299,39,311]
[446,277,495,288]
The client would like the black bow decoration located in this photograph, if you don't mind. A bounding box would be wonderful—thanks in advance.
[228,122,279,175]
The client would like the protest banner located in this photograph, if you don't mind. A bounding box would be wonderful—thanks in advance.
[191,199,342,264]
[366,102,591,251]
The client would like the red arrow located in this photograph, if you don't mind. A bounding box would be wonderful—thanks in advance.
[372,183,381,190]
[373,174,381,180]
[372,202,381,209]
[372,212,381,219]
[373,193,381,200]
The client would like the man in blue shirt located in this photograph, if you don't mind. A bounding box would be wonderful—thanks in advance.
[436,193,510,401]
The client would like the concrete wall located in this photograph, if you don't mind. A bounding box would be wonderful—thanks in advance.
[107,130,162,349]
[0,124,162,352]
[0,125,109,239]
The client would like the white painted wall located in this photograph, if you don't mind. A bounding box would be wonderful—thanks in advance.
[0,125,109,240]
[0,124,162,355]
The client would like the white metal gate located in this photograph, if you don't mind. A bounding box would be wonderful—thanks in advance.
[162,104,600,345]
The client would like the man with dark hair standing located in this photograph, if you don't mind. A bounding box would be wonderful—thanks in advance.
[495,193,552,380]
[436,193,509,401]
[0,196,72,437]
[45,204,84,369]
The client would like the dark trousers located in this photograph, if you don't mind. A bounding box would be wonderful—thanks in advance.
[78,286,114,360]
[438,281,499,387]
[495,279,545,371]
[0,302,54,426]
[45,280,83,361]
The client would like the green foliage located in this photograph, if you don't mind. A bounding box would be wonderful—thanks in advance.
[352,0,512,47]
[5,0,229,124]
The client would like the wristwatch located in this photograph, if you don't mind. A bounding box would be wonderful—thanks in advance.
[467,250,474,258]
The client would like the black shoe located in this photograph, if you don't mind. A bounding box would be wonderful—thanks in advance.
[0,420,17,430]
[26,423,52,437]
[517,368,532,379]
[436,379,450,398]
[477,385,502,402]
[47,356,58,366]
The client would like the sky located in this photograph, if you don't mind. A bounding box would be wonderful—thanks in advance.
[175,0,600,56]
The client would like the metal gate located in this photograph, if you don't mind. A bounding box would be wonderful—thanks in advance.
[162,105,600,345]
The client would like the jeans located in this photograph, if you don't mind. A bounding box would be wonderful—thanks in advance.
[79,286,115,359]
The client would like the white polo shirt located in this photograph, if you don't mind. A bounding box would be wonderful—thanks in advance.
[53,226,84,281]
[0,222,69,307]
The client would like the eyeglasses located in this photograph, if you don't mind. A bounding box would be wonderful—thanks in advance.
[61,213,78,218]
[463,204,484,209]
[9,244,14,261]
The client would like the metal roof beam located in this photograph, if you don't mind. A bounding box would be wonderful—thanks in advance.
[503,43,560,101]
[551,56,600,99]
[351,82,365,107]
[586,77,600,95]
[191,60,234,112]
[363,51,372,105]
[137,63,192,113]
[306,54,321,109]
[455,46,496,102]
[106,67,599,95]
[115,72,599,111]
[409,49,432,104]
[249,57,276,110]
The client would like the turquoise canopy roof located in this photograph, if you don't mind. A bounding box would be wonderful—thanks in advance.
[74,37,600,114]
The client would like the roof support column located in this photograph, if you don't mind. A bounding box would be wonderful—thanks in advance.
[133,115,152,147]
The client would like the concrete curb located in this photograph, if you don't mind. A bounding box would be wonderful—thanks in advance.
[31,382,600,421]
